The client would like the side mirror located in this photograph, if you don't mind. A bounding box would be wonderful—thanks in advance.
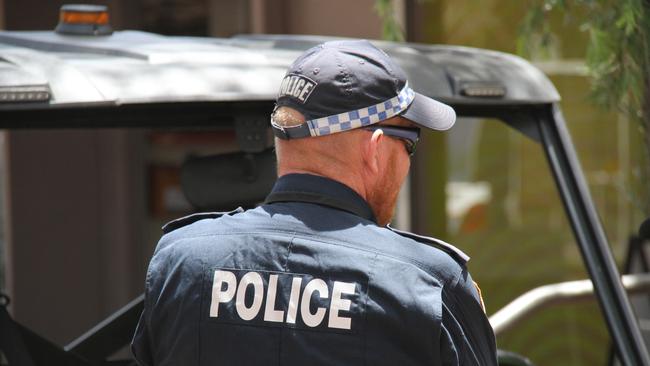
[180,149,277,211]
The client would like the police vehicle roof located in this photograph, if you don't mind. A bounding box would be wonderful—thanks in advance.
[0,30,559,128]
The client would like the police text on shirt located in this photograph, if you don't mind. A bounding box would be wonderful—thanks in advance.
[208,269,360,331]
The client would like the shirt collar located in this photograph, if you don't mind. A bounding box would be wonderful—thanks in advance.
[264,173,377,223]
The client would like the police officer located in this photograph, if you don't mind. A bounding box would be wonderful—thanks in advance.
[132,39,497,365]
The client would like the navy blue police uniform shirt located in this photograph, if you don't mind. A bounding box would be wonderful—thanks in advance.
[131,173,497,365]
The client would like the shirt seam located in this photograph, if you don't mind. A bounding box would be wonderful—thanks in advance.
[164,230,449,274]
[363,253,378,366]
[282,233,296,272]
[143,265,154,364]
[279,233,295,365]
[441,301,481,365]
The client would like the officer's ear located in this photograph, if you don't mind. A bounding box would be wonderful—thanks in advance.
[362,128,383,175]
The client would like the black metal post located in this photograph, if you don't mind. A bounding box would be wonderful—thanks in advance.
[538,104,650,365]
[65,294,144,362]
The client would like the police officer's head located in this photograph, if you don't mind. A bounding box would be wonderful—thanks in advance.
[271,40,456,225]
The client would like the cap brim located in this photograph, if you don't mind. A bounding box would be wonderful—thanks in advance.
[400,92,456,131]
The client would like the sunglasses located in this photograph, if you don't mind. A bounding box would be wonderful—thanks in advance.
[362,125,421,156]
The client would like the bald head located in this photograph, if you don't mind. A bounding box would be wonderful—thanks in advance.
[272,106,412,226]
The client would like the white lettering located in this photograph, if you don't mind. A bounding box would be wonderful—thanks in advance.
[263,274,284,322]
[292,79,306,98]
[328,281,355,330]
[277,75,317,103]
[279,76,290,95]
[286,277,302,324]
[301,278,328,327]
[209,270,357,330]
[299,82,314,102]
[286,76,297,96]
[236,272,264,321]
[210,270,237,317]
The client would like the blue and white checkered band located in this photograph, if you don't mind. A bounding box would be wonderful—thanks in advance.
[306,83,416,137]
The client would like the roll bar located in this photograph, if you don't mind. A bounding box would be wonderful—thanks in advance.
[490,273,650,336]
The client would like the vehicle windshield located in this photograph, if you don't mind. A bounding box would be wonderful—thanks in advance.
[0,112,644,364]
[445,110,645,364]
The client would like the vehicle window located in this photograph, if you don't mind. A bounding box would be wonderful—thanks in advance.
[0,127,241,344]
[556,73,650,362]
[144,129,241,251]
[446,117,610,365]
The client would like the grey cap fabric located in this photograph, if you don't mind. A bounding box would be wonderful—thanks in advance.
[272,39,455,139]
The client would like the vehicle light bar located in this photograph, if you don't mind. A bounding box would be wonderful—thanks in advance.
[55,4,113,36]
[460,83,507,98]
[0,86,51,103]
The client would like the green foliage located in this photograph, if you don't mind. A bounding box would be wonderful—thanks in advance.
[520,0,650,114]
[519,0,650,213]
[374,0,405,42]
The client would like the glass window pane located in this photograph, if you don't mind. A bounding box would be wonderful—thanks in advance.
[447,117,609,365]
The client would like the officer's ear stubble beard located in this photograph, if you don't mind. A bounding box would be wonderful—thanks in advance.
[365,127,413,226]
[363,130,395,226]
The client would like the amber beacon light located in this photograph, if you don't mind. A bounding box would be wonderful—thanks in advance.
[55,4,113,36]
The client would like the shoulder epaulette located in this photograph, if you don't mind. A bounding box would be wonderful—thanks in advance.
[162,207,244,234]
[387,225,470,265]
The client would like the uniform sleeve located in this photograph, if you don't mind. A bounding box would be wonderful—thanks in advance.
[131,260,155,366]
[438,269,498,366]
[131,308,153,366]
[439,323,460,365]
